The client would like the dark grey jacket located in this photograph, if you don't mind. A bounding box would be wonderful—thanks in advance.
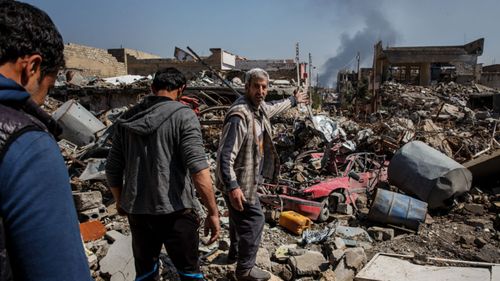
[105,96,208,214]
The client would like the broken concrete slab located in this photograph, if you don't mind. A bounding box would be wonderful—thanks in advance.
[288,250,328,277]
[344,247,367,271]
[355,253,500,281]
[336,226,373,243]
[73,191,103,211]
[79,204,108,221]
[99,232,135,281]
[105,230,124,243]
[334,247,367,281]
[334,257,356,281]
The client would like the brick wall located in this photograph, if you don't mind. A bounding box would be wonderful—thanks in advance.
[126,50,222,77]
[64,43,127,77]
[123,48,161,60]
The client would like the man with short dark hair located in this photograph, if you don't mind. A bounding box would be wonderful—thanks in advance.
[0,1,92,280]
[106,67,220,281]
[216,68,308,281]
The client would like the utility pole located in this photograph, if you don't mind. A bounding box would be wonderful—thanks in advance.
[308,53,312,87]
[356,51,361,81]
[308,52,313,107]
[296,42,300,87]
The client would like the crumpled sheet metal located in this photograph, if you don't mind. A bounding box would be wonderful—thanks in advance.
[388,141,472,209]
[301,222,337,244]
[311,115,346,142]
[79,158,107,181]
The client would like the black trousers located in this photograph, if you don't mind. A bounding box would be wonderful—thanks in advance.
[224,195,265,272]
[127,210,203,281]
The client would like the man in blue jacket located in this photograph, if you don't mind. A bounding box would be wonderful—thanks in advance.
[0,2,92,280]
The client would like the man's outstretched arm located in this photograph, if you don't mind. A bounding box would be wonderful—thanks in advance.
[191,168,220,244]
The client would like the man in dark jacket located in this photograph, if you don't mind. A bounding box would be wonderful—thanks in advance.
[0,1,92,280]
[106,67,221,281]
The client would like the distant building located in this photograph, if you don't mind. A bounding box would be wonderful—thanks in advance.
[480,64,500,89]
[63,43,305,83]
[373,38,484,87]
[235,59,306,82]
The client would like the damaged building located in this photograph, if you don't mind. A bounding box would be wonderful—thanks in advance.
[373,38,484,87]
[481,64,500,89]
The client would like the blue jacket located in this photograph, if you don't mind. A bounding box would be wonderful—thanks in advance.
[0,75,92,280]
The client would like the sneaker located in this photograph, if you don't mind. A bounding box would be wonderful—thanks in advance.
[235,267,271,281]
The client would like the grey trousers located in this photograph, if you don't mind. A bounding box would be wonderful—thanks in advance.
[224,195,265,272]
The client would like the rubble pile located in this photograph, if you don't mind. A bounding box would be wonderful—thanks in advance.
[42,77,500,281]
[347,82,500,163]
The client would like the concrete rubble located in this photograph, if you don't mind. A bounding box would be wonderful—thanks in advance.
[41,69,500,280]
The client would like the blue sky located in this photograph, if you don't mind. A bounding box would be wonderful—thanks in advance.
[25,0,500,86]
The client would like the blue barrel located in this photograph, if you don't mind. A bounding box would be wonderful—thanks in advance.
[368,189,428,230]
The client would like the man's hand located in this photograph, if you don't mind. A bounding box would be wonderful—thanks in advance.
[116,201,126,216]
[110,186,126,216]
[228,188,246,211]
[204,214,221,245]
[191,168,221,244]
[294,89,309,104]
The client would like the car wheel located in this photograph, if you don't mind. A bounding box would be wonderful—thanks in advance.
[317,199,330,222]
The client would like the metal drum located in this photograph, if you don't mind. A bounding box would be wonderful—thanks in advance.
[368,188,427,230]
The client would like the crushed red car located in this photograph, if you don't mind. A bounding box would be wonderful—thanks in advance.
[259,153,388,222]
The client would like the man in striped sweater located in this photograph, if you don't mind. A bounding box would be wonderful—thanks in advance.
[216,68,308,281]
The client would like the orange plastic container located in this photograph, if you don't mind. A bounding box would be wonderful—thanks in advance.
[279,211,312,235]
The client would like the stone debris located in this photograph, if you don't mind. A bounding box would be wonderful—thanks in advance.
[367,226,394,242]
[73,191,103,211]
[288,250,329,277]
[334,248,367,281]
[99,232,135,281]
[40,74,500,280]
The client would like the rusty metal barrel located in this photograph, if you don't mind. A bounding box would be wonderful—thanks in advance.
[368,188,428,230]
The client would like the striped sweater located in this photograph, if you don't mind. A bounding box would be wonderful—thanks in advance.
[215,95,296,203]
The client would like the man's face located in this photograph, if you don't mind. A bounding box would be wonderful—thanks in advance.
[245,77,268,107]
[25,72,57,105]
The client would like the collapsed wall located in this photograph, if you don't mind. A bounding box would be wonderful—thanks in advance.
[64,43,127,77]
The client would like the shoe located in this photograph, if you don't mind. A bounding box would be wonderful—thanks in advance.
[235,267,271,281]
[225,253,237,264]
[226,248,237,264]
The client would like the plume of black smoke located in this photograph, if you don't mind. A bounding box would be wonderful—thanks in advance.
[319,7,399,87]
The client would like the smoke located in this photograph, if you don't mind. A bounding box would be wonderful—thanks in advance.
[318,4,399,87]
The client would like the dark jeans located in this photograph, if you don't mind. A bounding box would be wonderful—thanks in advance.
[127,210,203,281]
[224,195,265,272]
